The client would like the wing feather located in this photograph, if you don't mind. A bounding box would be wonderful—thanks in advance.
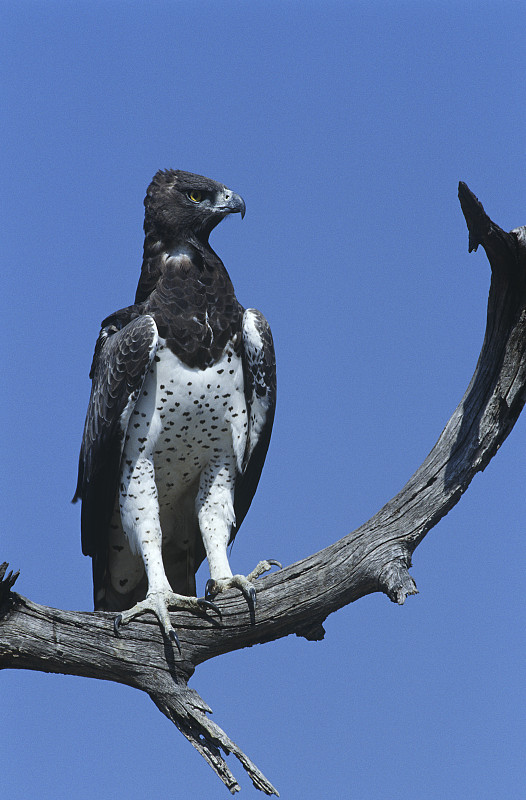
[74,314,158,559]
[232,308,276,537]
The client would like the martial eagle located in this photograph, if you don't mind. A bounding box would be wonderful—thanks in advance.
[74,170,277,644]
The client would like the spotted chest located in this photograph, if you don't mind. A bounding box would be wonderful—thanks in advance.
[121,337,248,509]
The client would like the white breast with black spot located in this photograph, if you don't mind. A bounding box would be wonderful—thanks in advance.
[119,336,248,543]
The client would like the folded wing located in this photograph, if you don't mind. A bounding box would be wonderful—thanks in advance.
[233,308,276,537]
[74,314,159,564]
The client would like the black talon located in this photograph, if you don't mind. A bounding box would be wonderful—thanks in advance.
[169,628,181,654]
[197,597,223,620]
[113,614,122,637]
[245,586,257,625]
[268,560,282,569]
[205,578,216,601]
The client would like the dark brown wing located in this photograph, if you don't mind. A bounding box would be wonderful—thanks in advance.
[74,314,158,573]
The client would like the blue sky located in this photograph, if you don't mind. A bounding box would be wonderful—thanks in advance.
[2,2,525,797]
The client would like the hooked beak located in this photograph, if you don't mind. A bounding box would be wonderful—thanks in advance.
[221,189,246,219]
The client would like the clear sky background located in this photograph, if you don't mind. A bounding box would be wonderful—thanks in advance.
[2,2,525,798]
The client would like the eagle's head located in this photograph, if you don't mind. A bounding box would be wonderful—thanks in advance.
[144,169,245,243]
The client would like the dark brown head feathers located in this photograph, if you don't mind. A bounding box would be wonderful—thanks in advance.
[144,169,245,242]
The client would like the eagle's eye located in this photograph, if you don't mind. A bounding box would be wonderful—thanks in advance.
[188,190,202,203]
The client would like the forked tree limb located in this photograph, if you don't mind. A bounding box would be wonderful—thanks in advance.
[1,183,525,795]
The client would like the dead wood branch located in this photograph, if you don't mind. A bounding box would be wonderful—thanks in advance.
[1,184,525,795]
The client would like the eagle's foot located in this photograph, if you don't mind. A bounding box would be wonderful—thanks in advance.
[246,559,282,582]
[113,590,221,651]
[205,560,281,621]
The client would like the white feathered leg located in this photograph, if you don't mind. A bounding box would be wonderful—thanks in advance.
[197,461,281,619]
[114,454,219,646]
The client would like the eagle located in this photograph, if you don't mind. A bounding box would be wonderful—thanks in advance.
[74,169,277,645]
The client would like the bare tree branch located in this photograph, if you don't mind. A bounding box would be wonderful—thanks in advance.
[1,184,525,795]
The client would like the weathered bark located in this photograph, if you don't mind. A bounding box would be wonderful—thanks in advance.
[1,183,525,795]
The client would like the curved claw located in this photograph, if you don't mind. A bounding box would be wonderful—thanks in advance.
[204,578,216,601]
[248,586,257,612]
[241,585,257,625]
[113,614,122,637]
[197,597,223,620]
[267,560,282,569]
[169,628,181,654]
